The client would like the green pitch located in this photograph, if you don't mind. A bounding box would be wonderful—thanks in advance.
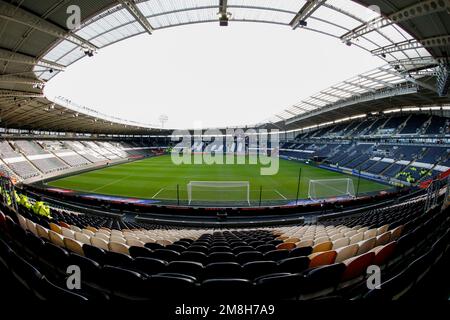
[47,155,389,203]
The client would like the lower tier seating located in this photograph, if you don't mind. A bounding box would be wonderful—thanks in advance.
[0,194,448,301]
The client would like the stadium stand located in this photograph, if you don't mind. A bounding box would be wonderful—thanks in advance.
[279,113,450,185]
[1,185,448,301]
[0,141,41,179]
[41,141,91,168]
[14,140,68,174]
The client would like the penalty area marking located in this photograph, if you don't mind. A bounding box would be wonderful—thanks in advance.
[89,176,130,193]
[152,187,165,199]
[274,189,287,200]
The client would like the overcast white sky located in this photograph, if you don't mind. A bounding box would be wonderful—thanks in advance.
[45,23,382,129]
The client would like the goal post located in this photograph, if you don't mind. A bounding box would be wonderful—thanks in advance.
[187,181,250,205]
[308,178,355,200]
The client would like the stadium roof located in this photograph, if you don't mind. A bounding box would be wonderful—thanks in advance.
[0,0,449,134]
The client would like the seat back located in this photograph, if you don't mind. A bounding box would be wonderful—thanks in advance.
[296,240,314,248]
[349,232,364,245]
[357,237,377,255]
[110,236,126,244]
[166,261,204,279]
[243,261,278,280]
[314,236,330,245]
[332,237,349,249]
[90,236,109,250]
[64,238,84,256]
[16,214,27,230]
[94,232,109,241]
[276,242,296,250]
[129,246,153,259]
[61,227,75,239]
[370,241,397,266]
[341,252,375,282]
[289,246,312,258]
[49,223,62,235]
[377,225,389,235]
[109,241,130,255]
[335,244,359,263]
[36,224,50,240]
[312,241,333,253]
[26,219,38,236]
[376,232,391,246]
[236,251,264,264]
[48,230,65,247]
[82,229,95,237]
[278,256,310,274]
[309,250,337,268]
[364,229,377,240]
[127,239,145,247]
[75,232,91,245]
[390,225,404,241]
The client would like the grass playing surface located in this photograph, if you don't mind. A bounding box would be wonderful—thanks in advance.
[47,155,389,203]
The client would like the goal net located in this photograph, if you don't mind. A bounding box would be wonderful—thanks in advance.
[308,178,356,200]
[187,181,250,205]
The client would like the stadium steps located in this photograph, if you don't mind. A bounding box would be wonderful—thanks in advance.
[395,114,412,135]
[375,116,395,135]
[16,154,43,176]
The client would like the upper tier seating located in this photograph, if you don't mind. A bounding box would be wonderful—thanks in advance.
[65,141,107,163]
[14,141,67,174]
[14,140,48,155]
[0,141,40,179]
[420,147,447,164]
[425,116,449,135]
[400,114,429,134]
[41,141,91,168]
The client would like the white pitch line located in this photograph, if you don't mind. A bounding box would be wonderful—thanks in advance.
[90,176,130,193]
[274,189,287,200]
[152,187,165,199]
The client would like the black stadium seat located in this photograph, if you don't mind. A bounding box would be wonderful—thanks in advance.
[152,249,180,262]
[278,257,310,274]
[39,242,70,276]
[104,251,134,268]
[301,263,346,300]
[208,252,236,264]
[243,261,279,280]
[133,257,167,276]
[129,246,153,259]
[256,244,276,253]
[232,246,255,254]
[36,276,88,301]
[236,251,265,264]
[264,249,290,261]
[83,244,107,265]
[144,242,164,250]
[201,279,254,299]
[166,244,187,253]
[166,261,204,279]
[289,246,313,258]
[255,273,304,299]
[179,251,208,264]
[101,266,148,300]
[145,274,196,298]
[204,262,243,280]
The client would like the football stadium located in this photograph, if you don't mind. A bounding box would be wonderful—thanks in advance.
[0,0,449,309]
